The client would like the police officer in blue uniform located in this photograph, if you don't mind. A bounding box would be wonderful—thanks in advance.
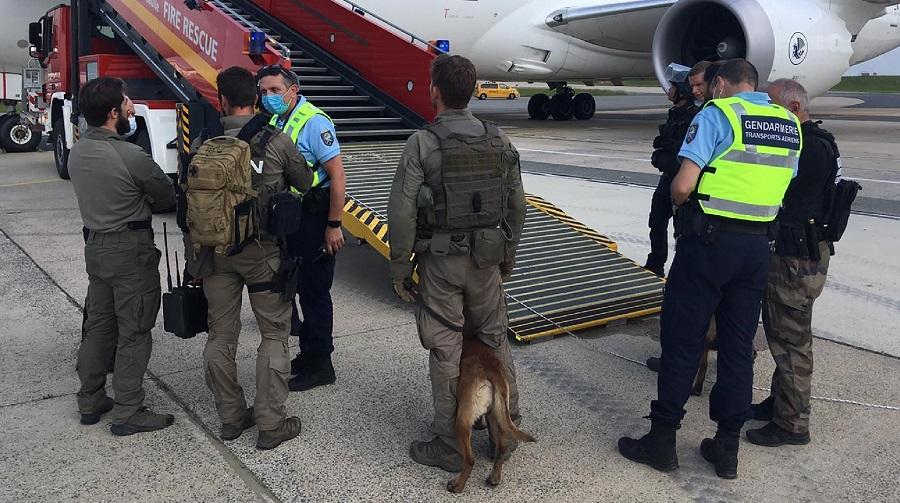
[257,65,347,391]
[618,60,803,480]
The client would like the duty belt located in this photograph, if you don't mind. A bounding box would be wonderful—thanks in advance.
[82,220,153,242]
[709,216,770,236]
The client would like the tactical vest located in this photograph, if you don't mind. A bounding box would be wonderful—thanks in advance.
[652,102,699,174]
[778,122,840,227]
[423,120,508,232]
[269,100,334,190]
[696,96,803,222]
[658,102,699,145]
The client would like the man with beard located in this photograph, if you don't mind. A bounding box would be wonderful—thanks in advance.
[69,77,176,436]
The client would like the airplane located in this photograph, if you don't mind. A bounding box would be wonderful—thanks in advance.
[0,0,59,73]
[351,0,900,120]
[1,0,899,121]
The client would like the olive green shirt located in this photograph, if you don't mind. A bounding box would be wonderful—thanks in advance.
[387,108,527,280]
[69,127,176,232]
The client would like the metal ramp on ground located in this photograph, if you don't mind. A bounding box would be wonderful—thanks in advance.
[340,142,664,342]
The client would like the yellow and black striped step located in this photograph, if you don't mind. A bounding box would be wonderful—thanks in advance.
[340,141,663,342]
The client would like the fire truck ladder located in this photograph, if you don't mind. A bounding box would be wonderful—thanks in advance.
[218,0,420,141]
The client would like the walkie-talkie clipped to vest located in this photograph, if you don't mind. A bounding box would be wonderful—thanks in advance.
[161,222,209,339]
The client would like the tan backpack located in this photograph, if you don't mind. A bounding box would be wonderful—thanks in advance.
[186,119,264,255]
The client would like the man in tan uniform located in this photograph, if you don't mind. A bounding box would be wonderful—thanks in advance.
[185,67,312,449]
[70,77,176,435]
[388,55,527,472]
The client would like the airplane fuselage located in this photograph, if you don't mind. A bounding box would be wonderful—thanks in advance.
[353,0,900,87]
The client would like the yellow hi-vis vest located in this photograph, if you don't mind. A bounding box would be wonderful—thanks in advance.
[696,96,803,222]
[269,100,335,190]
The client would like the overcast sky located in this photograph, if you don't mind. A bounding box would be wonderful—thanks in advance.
[847,47,900,75]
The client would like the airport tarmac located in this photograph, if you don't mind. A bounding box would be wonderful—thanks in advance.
[1,92,899,502]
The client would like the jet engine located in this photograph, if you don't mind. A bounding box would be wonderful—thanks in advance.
[652,0,854,97]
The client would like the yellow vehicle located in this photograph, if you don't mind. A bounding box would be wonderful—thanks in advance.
[475,82,520,100]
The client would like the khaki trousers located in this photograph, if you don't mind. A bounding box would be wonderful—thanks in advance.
[202,241,291,431]
[415,253,520,450]
[77,229,161,424]
[762,241,831,434]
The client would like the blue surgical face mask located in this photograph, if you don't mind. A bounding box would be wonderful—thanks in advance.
[124,117,138,138]
[262,90,291,115]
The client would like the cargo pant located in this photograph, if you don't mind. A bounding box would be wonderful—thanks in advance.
[77,229,161,424]
[762,241,831,434]
[202,240,292,431]
[415,253,520,451]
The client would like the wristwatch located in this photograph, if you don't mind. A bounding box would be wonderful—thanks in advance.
[326,220,342,228]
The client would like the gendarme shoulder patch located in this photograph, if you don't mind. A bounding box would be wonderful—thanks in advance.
[686,124,698,144]
[321,130,335,147]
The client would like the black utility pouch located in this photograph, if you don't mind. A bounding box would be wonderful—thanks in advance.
[302,187,330,214]
[163,285,208,339]
[273,255,301,303]
[269,192,303,236]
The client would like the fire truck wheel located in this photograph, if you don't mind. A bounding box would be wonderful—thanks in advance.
[53,119,70,180]
[0,116,42,153]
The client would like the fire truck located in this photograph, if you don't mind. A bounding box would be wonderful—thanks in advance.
[26,0,435,178]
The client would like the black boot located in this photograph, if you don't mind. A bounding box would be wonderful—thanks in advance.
[700,430,739,479]
[746,421,810,447]
[289,354,336,392]
[751,396,774,421]
[617,421,679,472]
[290,352,311,376]
[646,357,661,373]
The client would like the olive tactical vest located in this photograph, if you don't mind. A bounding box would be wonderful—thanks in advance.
[423,120,508,231]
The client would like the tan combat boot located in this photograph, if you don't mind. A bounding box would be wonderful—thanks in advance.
[256,416,302,450]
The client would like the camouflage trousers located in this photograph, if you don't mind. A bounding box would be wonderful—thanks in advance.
[761,241,831,434]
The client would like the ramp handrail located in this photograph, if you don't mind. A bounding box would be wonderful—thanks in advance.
[208,0,291,60]
[333,0,446,54]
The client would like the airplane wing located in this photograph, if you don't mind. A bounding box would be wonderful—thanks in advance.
[545,0,676,52]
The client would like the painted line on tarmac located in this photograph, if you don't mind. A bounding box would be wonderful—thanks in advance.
[0,178,63,188]
[850,176,900,185]
[519,148,650,163]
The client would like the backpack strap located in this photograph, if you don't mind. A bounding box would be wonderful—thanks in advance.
[236,114,271,144]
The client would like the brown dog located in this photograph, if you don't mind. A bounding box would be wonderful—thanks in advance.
[692,316,759,396]
[447,335,535,493]
[692,316,718,396]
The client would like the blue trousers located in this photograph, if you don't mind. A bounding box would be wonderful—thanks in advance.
[287,206,336,357]
[650,232,769,432]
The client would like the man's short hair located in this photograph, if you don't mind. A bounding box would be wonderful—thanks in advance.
[768,78,810,111]
[430,55,476,109]
[716,59,759,90]
[703,60,727,85]
[217,66,257,108]
[79,77,126,127]
[255,64,299,90]
[688,61,712,78]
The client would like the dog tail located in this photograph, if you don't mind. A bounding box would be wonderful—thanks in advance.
[492,379,536,444]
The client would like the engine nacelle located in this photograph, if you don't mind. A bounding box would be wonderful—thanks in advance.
[652,0,854,97]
